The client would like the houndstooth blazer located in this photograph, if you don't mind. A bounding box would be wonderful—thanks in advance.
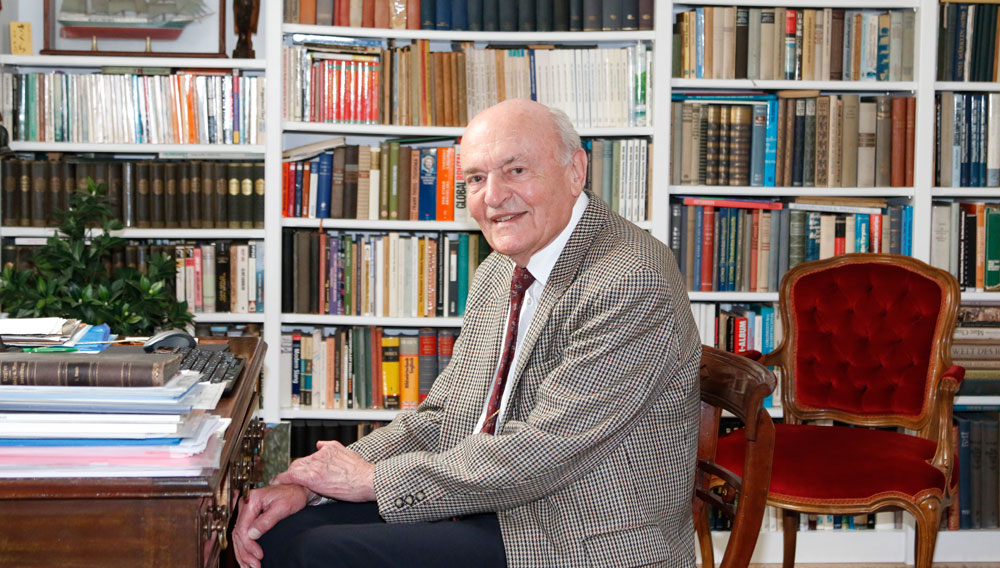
[350,193,702,568]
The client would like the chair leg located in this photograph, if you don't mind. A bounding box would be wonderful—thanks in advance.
[913,498,943,568]
[693,501,714,568]
[781,510,798,568]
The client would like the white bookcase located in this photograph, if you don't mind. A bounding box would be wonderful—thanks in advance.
[1,0,997,563]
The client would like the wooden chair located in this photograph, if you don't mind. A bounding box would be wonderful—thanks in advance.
[714,253,965,568]
[695,345,777,568]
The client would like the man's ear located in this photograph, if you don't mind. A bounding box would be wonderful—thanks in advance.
[569,147,588,196]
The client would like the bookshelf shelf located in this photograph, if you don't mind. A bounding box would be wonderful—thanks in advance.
[282,24,656,43]
[931,188,1000,198]
[673,0,919,8]
[282,122,655,137]
[0,227,267,239]
[670,78,918,91]
[669,186,916,197]
[954,396,1000,407]
[282,218,480,231]
[959,291,1000,301]
[0,55,267,70]
[280,408,402,421]
[7,142,266,155]
[281,314,464,327]
[192,313,265,324]
[689,292,781,302]
[934,81,1000,92]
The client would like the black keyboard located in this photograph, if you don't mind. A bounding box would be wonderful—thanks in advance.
[157,345,245,393]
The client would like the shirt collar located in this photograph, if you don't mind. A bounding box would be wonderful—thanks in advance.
[524,193,590,288]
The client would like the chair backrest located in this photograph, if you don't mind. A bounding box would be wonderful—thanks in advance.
[695,346,776,568]
[771,254,960,430]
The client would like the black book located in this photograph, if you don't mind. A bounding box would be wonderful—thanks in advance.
[735,7,749,79]
[149,162,165,228]
[216,240,231,312]
[498,0,517,31]
[621,0,639,30]
[1,159,17,226]
[421,0,436,29]
[252,162,265,229]
[602,0,621,30]
[164,162,178,228]
[309,232,320,313]
[537,0,553,32]
[637,0,652,30]
[46,159,62,226]
[569,0,583,31]
[467,0,483,31]
[517,0,534,31]
[552,0,569,31]
[134,161,151,228]
[177,161,191,228]
[583,0,603,32]
[106,161,123,223]
[791,99,806,187]
[482,0,499,30]
[214,161,229,229]
[281,230,294,313]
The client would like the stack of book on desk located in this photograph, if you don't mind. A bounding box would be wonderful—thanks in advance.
[0,351,229,478]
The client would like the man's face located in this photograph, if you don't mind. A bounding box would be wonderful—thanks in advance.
[460,109,585,267]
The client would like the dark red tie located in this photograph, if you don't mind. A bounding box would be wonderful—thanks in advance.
[480,266,535,435]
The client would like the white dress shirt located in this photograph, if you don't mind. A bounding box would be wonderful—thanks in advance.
[473,192,590,434]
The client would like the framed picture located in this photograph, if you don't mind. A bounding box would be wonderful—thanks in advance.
[41,0,227,58]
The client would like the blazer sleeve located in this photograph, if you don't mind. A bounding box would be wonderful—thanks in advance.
[370,264,695,522]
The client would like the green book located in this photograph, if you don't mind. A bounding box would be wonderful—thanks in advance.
[388,141,401,220]
[379,141,391,220]
[457,233,470,316]
[985,205,1000,291]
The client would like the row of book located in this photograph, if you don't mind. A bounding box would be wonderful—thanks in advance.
[282,140,468,222]
[952,320,1000,395]
[930,202,1000,293]
[279,326,457,411]
[671,197,914,293]
[283,0,653,32]
[171,241,265,315]
[1,158,265,230]
[289,419,385,459]
[672,7,915,82]
[935,93,1000,188]
[937,3,1000,83]
[1,238,264,315]
[2,70,266,145]
[281,229,490,317]
[670,92,916,189]
[953,411,999,531]
[283,39,650,128]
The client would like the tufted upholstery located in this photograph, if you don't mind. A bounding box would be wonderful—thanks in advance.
[712,254,963,568]
[790,262,943,417]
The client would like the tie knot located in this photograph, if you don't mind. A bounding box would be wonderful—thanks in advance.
[511,266,535,295]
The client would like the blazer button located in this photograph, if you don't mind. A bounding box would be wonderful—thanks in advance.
[405,495,415,505]
[394,498,405,508]
[415,491,425,501]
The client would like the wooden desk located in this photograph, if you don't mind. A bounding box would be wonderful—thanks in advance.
[0,337,267,567]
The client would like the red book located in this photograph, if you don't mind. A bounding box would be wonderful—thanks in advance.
[301,161,312,217]
[362,0,376,27]
[374,0,390,28]
[904,97,916,186]
[282,162,292,217]
[436,147,455,221]
[700,206,716,292]
[337,0,351,26]
[869,213,882,253]
[681,196,782,210]
[406,0,420,29]
[749,210,759,292]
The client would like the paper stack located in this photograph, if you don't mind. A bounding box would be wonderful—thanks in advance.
[0,365,229,478]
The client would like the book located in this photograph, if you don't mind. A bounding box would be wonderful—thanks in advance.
[0,353,182,388]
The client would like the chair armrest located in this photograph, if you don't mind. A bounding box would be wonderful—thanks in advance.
[739,350,762,362]
[929,364,965,477]
[941,365,965,385]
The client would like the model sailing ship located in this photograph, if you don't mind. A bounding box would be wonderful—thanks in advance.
[58,0,211,40]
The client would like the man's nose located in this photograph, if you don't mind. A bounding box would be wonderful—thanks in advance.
[483,174,510,208]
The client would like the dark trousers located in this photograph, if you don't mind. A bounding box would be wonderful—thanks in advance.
[257,501,507,568]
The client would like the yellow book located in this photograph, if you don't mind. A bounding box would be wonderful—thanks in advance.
[381,335,401,410]
[399,335,420,411]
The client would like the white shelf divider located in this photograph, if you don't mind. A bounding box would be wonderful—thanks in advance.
[281,314,464,327]
[283,24,654,42]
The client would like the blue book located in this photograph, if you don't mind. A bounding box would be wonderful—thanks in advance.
[695,8,705,78]
[672,92,777,102]
[763,99,779,186]
[806,211,821,261]
[436,0,452,29]
[294,162,304,218]
[315,152,333,218]
[726,208,738,291]
[902,206,912,256]
[467,0,483,30]
[956,414,973,529]
[855,213,870,252]
[693,205,704,291]
[716,208,728,292]
[876,14,890,80]
[750,104,767,186]
[971,95,982,187]
[528,50,538,100]
[421,0,437,28]
[451,0,469,29]
[418,148,439,220]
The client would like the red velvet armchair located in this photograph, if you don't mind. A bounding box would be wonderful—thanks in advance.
[714,253,964,568]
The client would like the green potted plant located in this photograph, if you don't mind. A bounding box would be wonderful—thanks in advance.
[0,178,193,336]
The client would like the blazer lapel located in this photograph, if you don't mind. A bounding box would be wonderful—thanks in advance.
[506,194,605,393]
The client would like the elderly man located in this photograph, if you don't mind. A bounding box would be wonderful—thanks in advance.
[233,99,701,568]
